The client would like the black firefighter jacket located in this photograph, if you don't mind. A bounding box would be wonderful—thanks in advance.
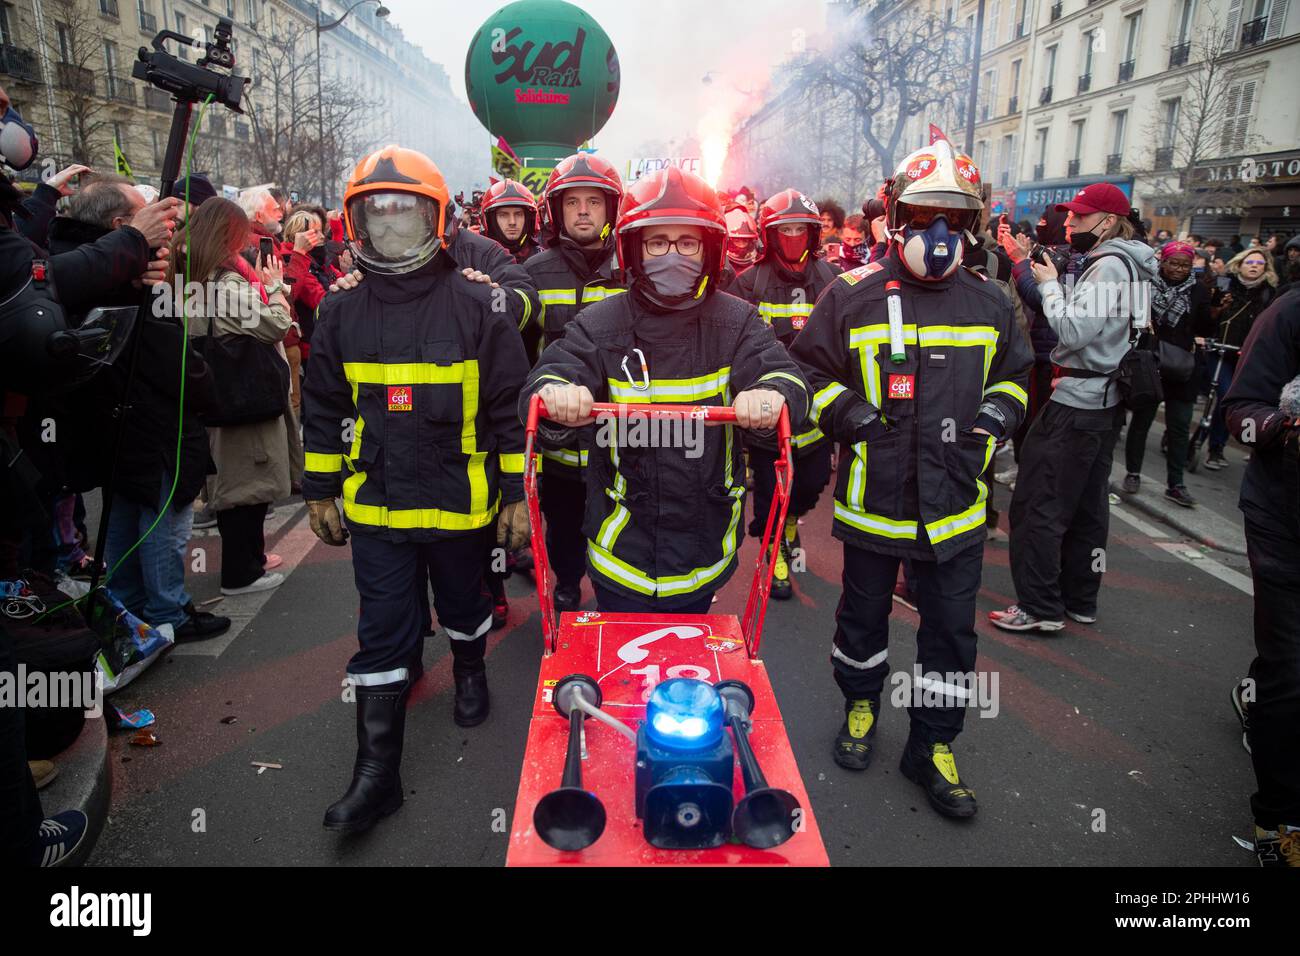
[790,253,1032,562]
[518,288,811,607]
[301,253,531,543]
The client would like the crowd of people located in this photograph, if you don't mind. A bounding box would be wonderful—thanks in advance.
[2,75,1297,867]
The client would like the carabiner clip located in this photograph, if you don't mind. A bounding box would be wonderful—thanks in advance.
[621,348,650,392]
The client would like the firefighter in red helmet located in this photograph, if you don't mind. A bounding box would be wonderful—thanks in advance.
[731,189,840,601]
[519,167,810,613]
[789,136,1031,819]
[720,202,760,292]
[522,153,626,612]
[480,178,541,265]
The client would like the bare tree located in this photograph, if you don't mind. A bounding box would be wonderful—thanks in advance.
[798,3,973,186]
[239,20,367,201]
[47,0,113,166]
[1134,11,1265,232]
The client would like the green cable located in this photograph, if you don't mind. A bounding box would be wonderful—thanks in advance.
[34,94,214,625]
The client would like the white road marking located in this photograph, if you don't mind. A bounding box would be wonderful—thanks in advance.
[1154,541,1254,597]
[173,505,318,657]
[1110,504,1170,539]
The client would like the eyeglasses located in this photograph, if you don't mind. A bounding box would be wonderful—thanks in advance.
[643,236,703,257]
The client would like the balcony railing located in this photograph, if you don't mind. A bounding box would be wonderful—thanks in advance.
[1241,16,1267,48]
[1078,73,1091,94]
[1106,153,1122,174]
[1033,163,1045,181]
[139,11,157,33]
[57,62,96,95]
[0,44,42,83]
[1067,159,1081,177]
[1118,59,1135,83]
[106,76,136,105]
[1039,85,1053,105]
[144,86,170,112]
[1008,95,1019,114]
[1169,41,1190,67]
[1155,146,1174,170]
[99,0,119,19]
[1050,2,1062,22]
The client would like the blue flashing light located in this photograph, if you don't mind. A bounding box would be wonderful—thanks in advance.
[645,679,724,750]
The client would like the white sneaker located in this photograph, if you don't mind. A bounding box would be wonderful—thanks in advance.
[221,572,284,596]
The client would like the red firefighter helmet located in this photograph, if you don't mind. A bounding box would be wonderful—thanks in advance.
[758,188,822,262]
[615,166,728,291]
[724,204,761,268]
[541,153,624,246]
[479,178,538,247]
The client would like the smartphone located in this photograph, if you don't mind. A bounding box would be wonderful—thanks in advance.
[259,236,275,263]
[1215,275,1232,292]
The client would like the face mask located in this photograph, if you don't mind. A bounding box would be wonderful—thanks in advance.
[0,107,39,171]
[897,217,963,280]
[776,231,809,269]
[1069,222,1103,254]
[641,252,702,299]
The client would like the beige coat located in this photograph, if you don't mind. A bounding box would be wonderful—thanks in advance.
[187,269,293,510]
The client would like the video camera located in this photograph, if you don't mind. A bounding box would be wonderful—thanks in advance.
[132,16,248,112]
[456,189,486,224]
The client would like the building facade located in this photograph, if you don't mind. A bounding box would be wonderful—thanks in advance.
[0,0,485,201]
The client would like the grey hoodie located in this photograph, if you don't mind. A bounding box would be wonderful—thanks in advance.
[1040,237,1158,409]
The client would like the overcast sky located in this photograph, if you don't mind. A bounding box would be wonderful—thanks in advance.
[381,0,827,169]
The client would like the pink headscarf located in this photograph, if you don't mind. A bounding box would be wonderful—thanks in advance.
[1158,240,1195,261]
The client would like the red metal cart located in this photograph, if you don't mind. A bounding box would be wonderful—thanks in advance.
[506,395,829,866]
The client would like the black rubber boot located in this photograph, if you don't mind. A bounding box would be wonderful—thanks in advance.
[450,635,489,727]
[323,680,409,833]
[832,698,879,771]
[899,735,978,820]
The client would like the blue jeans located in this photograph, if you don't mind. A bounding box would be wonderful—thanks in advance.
[1208,356,1237,455]
[104,483,195,630]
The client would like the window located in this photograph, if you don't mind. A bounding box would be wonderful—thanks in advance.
[56,22,71,62]
[1011,58,1022,92]
[175,12,187,59]
[246,0,257,26]
[980,67,996,118]
[1082,29,1097,78]
[1123,12,1142,63]
[1176,0,1196,44]
[976,139,990,173]
[1263,0,1290,40]
[1162,98,1181,148]
[151,128,161,166]
[1045,44,1058,87]
[998,134,1014,184]
[1036,126,1049,165]
[1071,119,1086,162]
[103,38,118,81]
[1220,80,1257,154]
[0,4,12,46]
[1111,110,1128,156]
[1011,0,1028,40]
[984,0,1000,52]
[966,14,976,60]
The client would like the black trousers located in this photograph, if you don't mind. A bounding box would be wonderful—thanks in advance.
[831,541,983,743]
[1009,401,1123,620]
[1244,516,1300,827]
[539,473,587,589]
[0,624,41,866]
[1012,361,1055,463]
[352,529,493,680]
[593,582,715,615]
[748,440,832,538]
[216,501,268,589]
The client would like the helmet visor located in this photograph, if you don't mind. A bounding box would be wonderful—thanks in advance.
[897,202,979,232]
[347,192,442,274]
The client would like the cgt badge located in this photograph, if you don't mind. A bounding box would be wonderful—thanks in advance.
[388,386,413,412]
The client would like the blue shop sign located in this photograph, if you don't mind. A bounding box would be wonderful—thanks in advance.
[1015,177,1133,219]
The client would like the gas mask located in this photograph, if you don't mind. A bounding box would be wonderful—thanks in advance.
[896,216,965,280]
[0,106,39,171]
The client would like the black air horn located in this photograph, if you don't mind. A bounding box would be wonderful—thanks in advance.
[714,680,801,849]
[533,674,607,851]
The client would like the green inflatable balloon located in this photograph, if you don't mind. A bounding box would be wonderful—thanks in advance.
[465,0,620,167]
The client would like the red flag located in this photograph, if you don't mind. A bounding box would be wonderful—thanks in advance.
[928,124,947,144]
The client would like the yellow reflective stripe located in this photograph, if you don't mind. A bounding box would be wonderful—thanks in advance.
[538,288,577,305]
[757,301,815,320]
[916,325,998,347]
[813,382,847,415]
[343,362,466,385]
[756,370,808,398]
[304,452,342,473]
[848,440,866,511]
[534,373,572,387]
[833,501,919,539]
[588,543,657,595]
[342,474,498,530]
[581,286,625,302]
[500,453,525,473]
[925,434,995,545]
[460,362,487,516]
[792,424,825,448]
[541,448,588,467]
[516,289,533,331]
[606,366,731,404]
[984,381,1028,407]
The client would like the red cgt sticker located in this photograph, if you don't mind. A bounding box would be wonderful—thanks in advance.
[888,374,915,400]
[388,386,413,412]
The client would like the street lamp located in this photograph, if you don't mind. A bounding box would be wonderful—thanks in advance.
[316,0,389,207]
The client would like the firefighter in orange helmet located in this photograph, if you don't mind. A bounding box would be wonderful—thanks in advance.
[302,146,532,833]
